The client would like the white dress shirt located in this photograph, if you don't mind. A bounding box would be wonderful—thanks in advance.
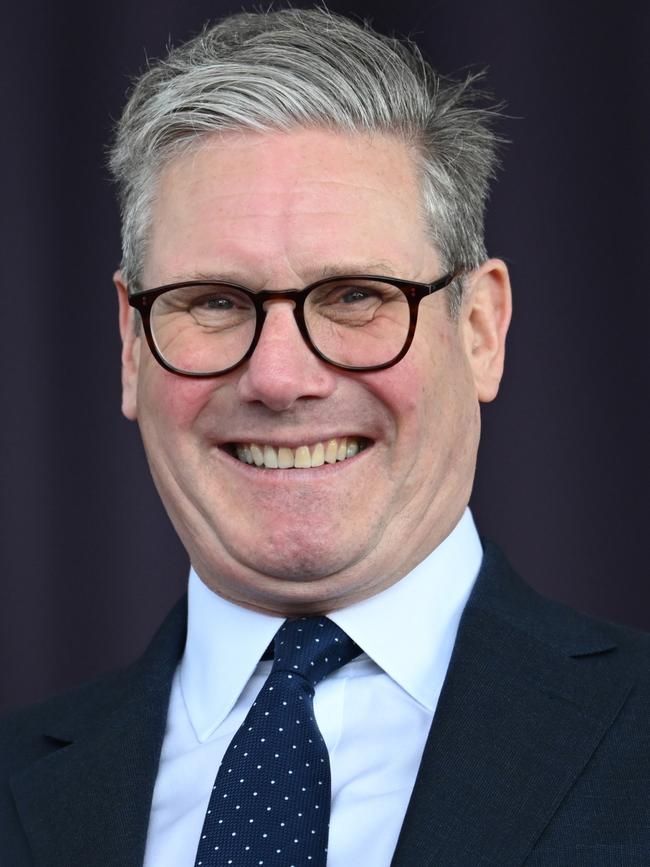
[143,508,483,866]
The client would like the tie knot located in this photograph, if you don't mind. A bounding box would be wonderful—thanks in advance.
[272,616,359,687]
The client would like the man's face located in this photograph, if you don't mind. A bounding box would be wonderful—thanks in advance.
[117,128,510,614]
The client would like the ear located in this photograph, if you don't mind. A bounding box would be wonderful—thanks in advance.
[460,259,512,403]
[114,270,140,420]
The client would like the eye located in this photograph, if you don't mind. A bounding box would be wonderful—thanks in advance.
[315,283,388,307]
[183,287,253,315]
[193,295,236,310]
[339,288,376,304]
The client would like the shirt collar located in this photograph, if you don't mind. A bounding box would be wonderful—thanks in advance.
[328,508,482,711]
[180,507,482,741]
[180,580,284,742]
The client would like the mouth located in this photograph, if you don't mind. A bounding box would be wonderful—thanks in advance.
[223,436,371,469]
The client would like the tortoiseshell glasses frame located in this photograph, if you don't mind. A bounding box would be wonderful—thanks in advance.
[127,271,459,378]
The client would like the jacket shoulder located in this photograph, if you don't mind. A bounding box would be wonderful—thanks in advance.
[478,541,650,679]
[0,670,125,772]
[0,595,187,781]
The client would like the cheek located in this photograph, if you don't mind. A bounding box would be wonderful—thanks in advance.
[366,324,473,450]
[137,356,216,434]
[366,326,454,419]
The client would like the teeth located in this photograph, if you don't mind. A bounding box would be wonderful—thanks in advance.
[232,437,367,469]
[277,447,294,469]
[263,444,278,469]
[324,439,338,464]
[236,445,254,464]
[294,445,311,469]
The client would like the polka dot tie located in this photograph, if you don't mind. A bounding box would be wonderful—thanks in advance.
[194,617,360,867]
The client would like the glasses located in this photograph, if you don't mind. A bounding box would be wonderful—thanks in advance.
[128,271,458,377]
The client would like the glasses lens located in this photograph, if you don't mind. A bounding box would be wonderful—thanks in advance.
[305,279,410,368]
[150,284,256,373]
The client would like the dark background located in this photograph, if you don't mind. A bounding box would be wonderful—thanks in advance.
[1,0,648,716]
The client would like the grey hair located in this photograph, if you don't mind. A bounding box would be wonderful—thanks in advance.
[109,7,503,315]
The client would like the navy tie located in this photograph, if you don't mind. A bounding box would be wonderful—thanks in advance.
[194,616,360,867]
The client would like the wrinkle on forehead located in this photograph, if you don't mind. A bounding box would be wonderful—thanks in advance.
[145,128,437,289]
[160,259,402,289]
[157,127,421,207]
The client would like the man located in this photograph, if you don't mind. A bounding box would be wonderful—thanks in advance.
[1,8,649,866]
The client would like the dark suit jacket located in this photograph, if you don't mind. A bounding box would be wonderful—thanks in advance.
[2,543,649,866]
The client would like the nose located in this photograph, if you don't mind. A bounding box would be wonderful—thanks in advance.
[237,300,338,411]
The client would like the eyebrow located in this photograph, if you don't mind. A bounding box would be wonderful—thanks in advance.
[310,261,399,280]
[160,260,400,288]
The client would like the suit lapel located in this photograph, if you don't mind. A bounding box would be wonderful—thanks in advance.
[8,549,635,866]
[9,600,186,867]
[391,544,633,867]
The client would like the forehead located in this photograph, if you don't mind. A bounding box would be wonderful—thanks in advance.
[144,128,434,286]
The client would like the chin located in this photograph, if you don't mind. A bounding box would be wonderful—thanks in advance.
[244,544,353,584]
[242,570,361,616]
[216,518,363,582]
[194,532,377,615]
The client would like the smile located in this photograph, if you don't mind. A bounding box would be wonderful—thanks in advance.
[227,436,370,469]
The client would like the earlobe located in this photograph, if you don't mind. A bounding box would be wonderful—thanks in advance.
[462,259,512,403]
[114,270,140,421]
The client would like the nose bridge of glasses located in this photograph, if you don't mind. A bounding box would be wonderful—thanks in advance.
[256,292,306,349]
[256,287,307,330]
[260,293,298,313]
